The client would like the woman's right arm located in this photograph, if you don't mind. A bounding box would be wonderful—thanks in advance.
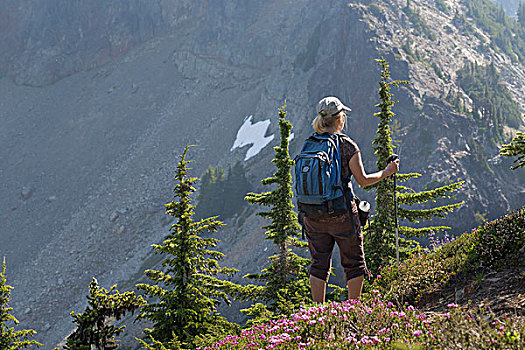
[349,150,399,187]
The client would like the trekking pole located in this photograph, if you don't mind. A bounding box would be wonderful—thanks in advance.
[387,154,400,265]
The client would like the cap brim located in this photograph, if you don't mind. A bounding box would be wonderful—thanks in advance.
[331,105,351,116]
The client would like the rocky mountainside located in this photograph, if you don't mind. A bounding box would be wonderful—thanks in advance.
[0,0,524,348]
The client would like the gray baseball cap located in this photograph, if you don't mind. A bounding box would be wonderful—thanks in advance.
[317,96,352,117]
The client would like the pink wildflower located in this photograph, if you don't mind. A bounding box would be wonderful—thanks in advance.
[378,328,389,335]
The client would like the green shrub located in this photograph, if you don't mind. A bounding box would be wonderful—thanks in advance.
[0,259,42,350]
[457,62,522,131]
[373,207,524,304]
[402,4,436,40]
[368,3,384,18]
[65,278,145,350]
[201,296,525,349]
[473,207,525,269]
[196,162,251,220]
[373,229,476,303]
[465,0,525,62]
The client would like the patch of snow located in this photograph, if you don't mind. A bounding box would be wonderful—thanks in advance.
[231,115,275,160]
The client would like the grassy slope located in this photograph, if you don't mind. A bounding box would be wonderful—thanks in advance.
[198,207,524,349]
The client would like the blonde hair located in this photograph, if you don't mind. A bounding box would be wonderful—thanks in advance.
[312,111,347,134]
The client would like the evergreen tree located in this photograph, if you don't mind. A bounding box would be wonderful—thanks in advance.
[366,58,464,274]
[500,116,525,169]
[518,1,525,27]
[0,258,41,350]
[65,278,145,350]
[243,103,310,321]
[196,164,250,220]
[195,165,223,219]
[136,146,242,349]
[457,62,522,134]
[223,162,251,218]
[497,3,506,24]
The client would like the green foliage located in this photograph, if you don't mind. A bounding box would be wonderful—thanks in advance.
[465,0,525,62]
[294,24,321,72]
[202,295,525,349]
[366,58,463,275]
[137,334,181,350]
[457,62,522,135]
[500,122,525,169]
[195,162,251,219]
[0,258,41,350]
[473,207,525,269]
[375,207,524,304]
[402,2,436,40]
[367,58,411,273]
[200,208,525,349]
[374,231,476,303]
[367,3,384,18]
[243,103,311,321]
[136,146,243,349]
[430,62,444,80]
[65,278,145,350]
[519,1,525,27]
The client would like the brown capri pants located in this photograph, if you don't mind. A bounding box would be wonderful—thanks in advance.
[304,204,368,282]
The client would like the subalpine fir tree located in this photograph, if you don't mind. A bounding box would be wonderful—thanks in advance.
[0,258,41,350]
[65,278,145,350]
[518,2,525,27]
[195,165,225,218]
[500,116,525,169]
[366,58,464,274]
[243,103,310,321]
[196,163,251,219]
[136,146,242,349]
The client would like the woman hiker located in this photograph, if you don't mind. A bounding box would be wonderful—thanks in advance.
[305,96,399,302]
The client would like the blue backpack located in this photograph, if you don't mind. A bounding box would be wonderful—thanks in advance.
[294,133,353,219]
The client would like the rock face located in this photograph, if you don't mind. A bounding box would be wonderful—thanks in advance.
[0,0,170,86]
[0,0,524,348]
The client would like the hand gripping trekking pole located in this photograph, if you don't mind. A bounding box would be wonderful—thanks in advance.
[387,154,400,265]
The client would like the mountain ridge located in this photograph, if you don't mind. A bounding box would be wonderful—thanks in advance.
[0,0,524,347]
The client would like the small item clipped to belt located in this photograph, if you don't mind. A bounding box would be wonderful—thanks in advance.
[298,211,306,240]
[354,196,371,227]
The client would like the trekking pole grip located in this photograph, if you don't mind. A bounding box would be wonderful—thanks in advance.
[386,154,399,167]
